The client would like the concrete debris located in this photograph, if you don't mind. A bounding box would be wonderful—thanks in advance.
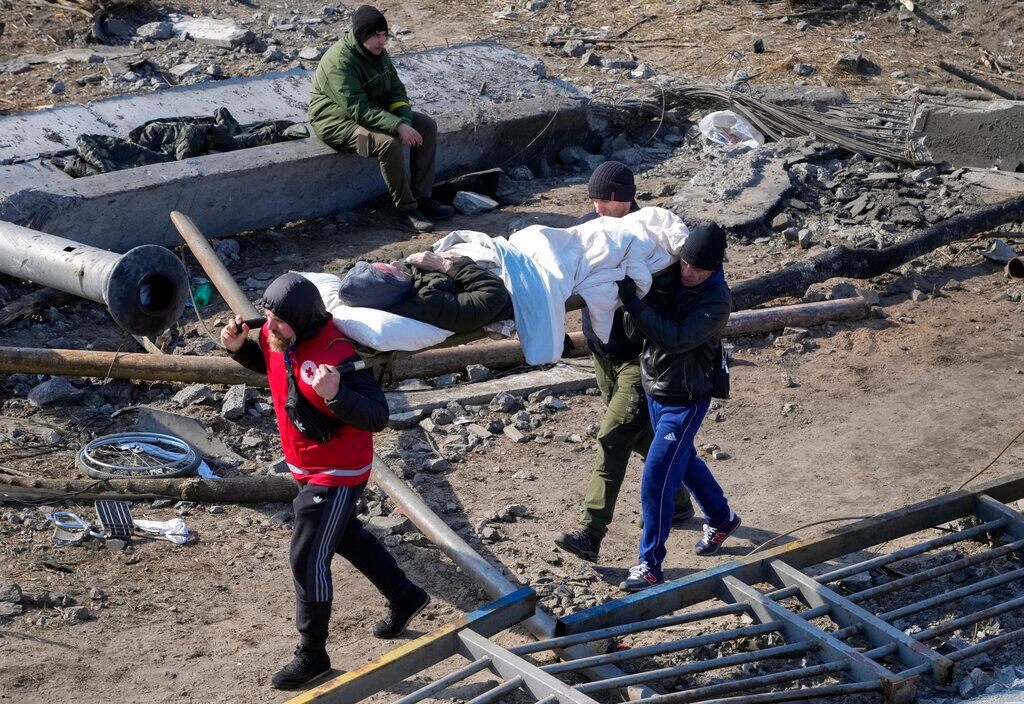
[430,407,455,425]
[169,63,202,79]
[489,391,522,413]
[465,364,491,382]
[169,15,255,48]
[298,46,325,61]
[172,383,212,406]
[503,426,529,443]
[834,52,878,75]
[453,191,499,215]
[136,21,175,41]
[0,580,21,604]
[793,63,815,76]
[221,384,248,420]
[562,39,586,58]
[28,378,84,408]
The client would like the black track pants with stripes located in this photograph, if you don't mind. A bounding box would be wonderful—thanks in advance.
[290,481,416,648]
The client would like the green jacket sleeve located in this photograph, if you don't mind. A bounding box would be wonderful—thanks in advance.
[384,257,511,333]
[321,53,403,135]
[384,56,413,127]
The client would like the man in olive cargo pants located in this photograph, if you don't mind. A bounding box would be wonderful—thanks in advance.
[555,162,694,562]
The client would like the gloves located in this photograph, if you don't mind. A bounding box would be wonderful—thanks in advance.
[617,277,638,305]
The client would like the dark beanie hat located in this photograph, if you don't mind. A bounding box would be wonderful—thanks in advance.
[680,222,727,271]
[260,273,331,341]
[588,161,636,202]
[352,5,388,43]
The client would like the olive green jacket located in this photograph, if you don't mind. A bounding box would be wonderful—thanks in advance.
[308,32,414,146]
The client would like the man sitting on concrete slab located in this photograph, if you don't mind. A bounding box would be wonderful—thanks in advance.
[308,5,453,233]
[338,250,513,334]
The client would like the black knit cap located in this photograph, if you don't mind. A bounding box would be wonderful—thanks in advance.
[260,273,331,342]
[587,161,636,202]
[352,5,388,43]
[680,222,727,271]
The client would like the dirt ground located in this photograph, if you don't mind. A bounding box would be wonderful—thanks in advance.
[3,1,1024,703]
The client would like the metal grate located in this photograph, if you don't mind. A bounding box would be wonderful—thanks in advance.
[95,499,134,540]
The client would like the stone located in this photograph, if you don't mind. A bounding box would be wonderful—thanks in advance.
[0,58,32,75]
[64,606,92,623]
[543,396,568,411]
[169,63,201,79]
[369,513,414,535]
[796,20,809,30]
[28,378,83,408]
[384,534,403,547]
[465,364,491,382]
[525,0,547,8]
[137,21,175,41]
[793,63,814,76]
[600,57,637,70]
[753,38,765,53]
[562,39,586,57]
[50,81,65,95]
[847,193,870,217]
[298,46,325,61]
[430,407,455,425]
[0,580,21,604]
[911,166,938,182]
[212,238,241,263]
[889,205,923,226]
[509,166,534,181]
[389,409,425,429]
[88,587,106,601]
[263,47,285,62]
[712,449,731,460]
[453,191,499,215]
[494,7,517,19]
[834,51,878,75]
[170,15,254,48]
[76,74,104,86]
[910,289,928,302]
[481,526,502,542]
[221,384,248,420]
[503,426,529,443]
[466,424,492,440]
[630,63,655,79]
[771,212,795,231]
[433,373,460,389]
[579,50,601,67]
[0,602,23,620]
[395,378,432,391]
[489,391,521,413]
[797,229,814,249]
[173,383,212,406]
[486,419,505,433]
[418,418,437,434]
[527,388,553,403]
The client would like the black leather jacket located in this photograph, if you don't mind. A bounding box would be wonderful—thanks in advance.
[622,263,731,404]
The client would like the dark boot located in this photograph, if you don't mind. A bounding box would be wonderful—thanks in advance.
[271,646,331,690]
[417,196,454,220]
[397,208,434,233]
[554,529,601,562]
[373,585,431,639]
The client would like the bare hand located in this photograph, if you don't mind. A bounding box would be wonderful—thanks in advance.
[220,314,249,353]
[311,364,341,400]
[407,250,448,272]
[397,123,423,147]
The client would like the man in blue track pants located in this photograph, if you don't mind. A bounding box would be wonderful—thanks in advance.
[617,222,741,592]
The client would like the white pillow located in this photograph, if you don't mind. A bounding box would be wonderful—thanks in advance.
[328,304,452,352]
[296,271,345,311]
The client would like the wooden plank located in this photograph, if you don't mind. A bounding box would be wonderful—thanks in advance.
[769,560,953,683]
[285,587,536,704]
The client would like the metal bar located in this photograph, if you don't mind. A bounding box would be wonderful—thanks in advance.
[283,588,536,704]
[811,519,1006,585]
[974,495,1024,540]
[466,676,525,704]
[848,538,1024,603]
[510,603,749,655]
[770,561,952,682]
[541,622,783,675]
[458,630,600,704]
[720,577,900,689]
[946,626,1024,663]
[879,565,1024,621]
[683,681,883,704]
[393,658,492,704]
[862,643,899,660]
[915,593,1024,642]
[575,642,815,694]
[643,660,849,703]
[368,457,656,701]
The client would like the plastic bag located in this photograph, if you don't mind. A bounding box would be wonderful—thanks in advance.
[697,110,765,151]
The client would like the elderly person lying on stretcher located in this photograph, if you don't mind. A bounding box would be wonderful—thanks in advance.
[334,250,514,334]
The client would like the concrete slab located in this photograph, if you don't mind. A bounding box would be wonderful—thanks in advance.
[386,361,596,415]
[0,43,588,251]
[915,99,1024,171]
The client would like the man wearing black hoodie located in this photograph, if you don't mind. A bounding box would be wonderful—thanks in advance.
[222,273,429,689]
[555,162,694,563]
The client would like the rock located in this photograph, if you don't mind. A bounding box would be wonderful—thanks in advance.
[0,602,23,620]
[834,52,878,75]
[889,205,923,226]
[50,81,65,95]
[28,378,83,408]
[1,58,32,75]
[395,378,432,391]
[64,606,92,623]
[793,63,814,76]
[503,426,529,443]
[211,239,240,263]
[847,193,870,217]
[489,391,521,413]
[796,20,809,30]
[797,229,814,249]
[911,166,938,182]
[169,63,201,79]
[263,46,285,62]
[630,63,655,79]
[384,534,402,547]
[501,503,530,520]
[369,513,414,535]
[524,0,547,9]
[486,419,505,433]
[420,456,451,474]
[173,383,212,406]
[170,15,254,48]
[430,407,455,425]
[389,409,425,429]
[911,289,928,302]
[465,364,491,382]
[0,580,21,603]
[465,424,492,440]
[433,373,460,389]
[481,526,502,542]
[77,74,104,85]
[771,213,795,231]
[418,418,437,434]
[562,39,586,57]
[601,57,637,70]
[88,587,106,601]
[137,21,175,40]
[494,7,517,19]
[509,166,534,181]
[298,46,325,61]
[543,396,568,411]
[753,38,765,53]
[453,191,499,215]
[712,449,731,460]
[579,50,601,67]
[221,384,248,420]
[567,433,583,444]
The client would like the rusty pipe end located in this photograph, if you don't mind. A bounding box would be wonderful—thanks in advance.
[103,245,188,336]
[1007,256,1024,280]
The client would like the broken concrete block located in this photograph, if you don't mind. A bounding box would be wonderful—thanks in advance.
[221,384,248,420]
[834,52,878,75]
[421,457,451,473]
[136,21,175,40]
[466,424,492,440]
[579,50,601,67]
[418,417,438,434]
[298,46,325,61]
[793,63,815,76]
[430,407,455,425]
[465,364,491,382]
[169,63,202,79]
[173,383,212,406]
[503,426,529,443]
[170,15,254,48]
[389,409,425,429]
[28,378,83,408]
[0,581,21,604]
[489,391,521,413]
[453,191,499,215]
[562,39,586,57]
[368,513,414,535]
[433,373,460,388]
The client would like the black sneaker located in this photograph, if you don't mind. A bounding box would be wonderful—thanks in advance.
[270,646,331,690]
[554,529,601,562]
[672,500,697,525]
[397,209,434,232]
[417,197,455,220]
[373,586,431,639]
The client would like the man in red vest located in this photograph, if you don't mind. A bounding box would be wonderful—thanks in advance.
[222,273,429,690]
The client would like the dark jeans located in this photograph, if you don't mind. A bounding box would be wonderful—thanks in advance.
[290,481,416,648]
[343,111,437,211]
[580,354,690,540]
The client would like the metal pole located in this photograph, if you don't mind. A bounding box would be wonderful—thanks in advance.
[914,593,1024,642]
[393,659,492,704]
[878,565,1024,622]
[170,211,260,320]
[0,221,187,336]
[644,661,849,704]
[684,681,882,704]
[945,626,1024,663]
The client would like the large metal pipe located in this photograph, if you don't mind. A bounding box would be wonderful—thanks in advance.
[0,296,873,384]
[0,220,188,336]
[369,455,656,700]
[1008,256,1024,280]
